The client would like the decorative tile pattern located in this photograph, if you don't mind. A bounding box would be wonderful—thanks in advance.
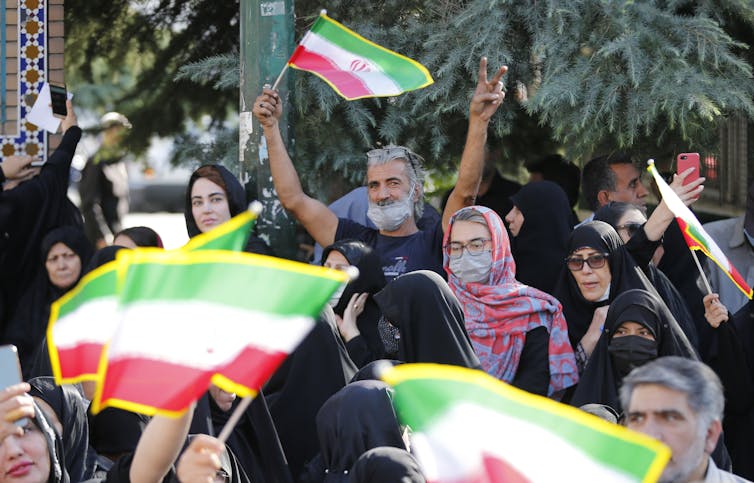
[1,0,45,158]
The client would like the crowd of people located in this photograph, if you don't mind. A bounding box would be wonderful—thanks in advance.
[0,55,753,482]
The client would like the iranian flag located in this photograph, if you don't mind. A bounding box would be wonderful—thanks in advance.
[647,161,753,299]
[382,364,670,483]
[48,208,260,385]
[288,12,434,100]
[91,249,348,416]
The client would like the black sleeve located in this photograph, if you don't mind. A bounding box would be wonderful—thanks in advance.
[512,326,551,396]
[345,335,376,369]
[625,224,662,270]
[709,321,754,416]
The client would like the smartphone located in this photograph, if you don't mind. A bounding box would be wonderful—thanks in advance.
[0,345,27,427]
[677,152,700,186]
[49,82,67,118]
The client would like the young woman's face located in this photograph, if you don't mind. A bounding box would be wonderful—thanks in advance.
[567,247,612,302]
[45,242,82,290]
[323,250,351,271]
[191,178,232,233]
[0,421,51,483]
[612,321,655,341]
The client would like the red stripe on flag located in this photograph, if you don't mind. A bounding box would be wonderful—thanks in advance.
[99,346,288,413]
[57,342,105,379]
[288,45,372,99]
[425,453,532,483]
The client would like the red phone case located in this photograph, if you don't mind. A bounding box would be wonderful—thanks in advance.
[677,153,700,186]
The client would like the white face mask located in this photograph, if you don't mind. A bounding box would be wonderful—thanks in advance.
[328,284,346,307]
[449,251,493,284]
[367,186,414,232]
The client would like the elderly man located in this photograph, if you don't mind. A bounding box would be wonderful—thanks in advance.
[620,357,750,483]
[253,58,507,281]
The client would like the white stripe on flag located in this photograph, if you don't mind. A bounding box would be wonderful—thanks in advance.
[303,32,402,95]
[53,298,119,348]
[107,301,312,368]
[414,403,637,482]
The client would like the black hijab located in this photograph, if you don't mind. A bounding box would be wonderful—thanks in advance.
[308,380,405,483]
[373,270,480,369]
[184,164,271,255]
[322,240,387,366]
[31,400,69,483]
[350,447,426,483]
[28,377,93,482]
[189,391,292,483]
[509,181,572,294]
[264,316,357,479]
[553,221,655,349]
[571,289,697,411]
[5,226,93,377]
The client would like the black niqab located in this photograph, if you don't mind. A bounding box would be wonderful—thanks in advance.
[373,270,480,369]
[509,181,572,294]
[571,289,697,411]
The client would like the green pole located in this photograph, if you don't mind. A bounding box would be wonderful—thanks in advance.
[239,0,298,260]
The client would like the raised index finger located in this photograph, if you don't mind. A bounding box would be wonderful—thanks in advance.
[477,57,489,85]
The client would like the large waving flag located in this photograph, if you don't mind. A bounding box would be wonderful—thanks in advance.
[647,161,753,299]
[288,11,434,100]
[91,248,348,416]
[382,364,670,482]
[48,208,262,385]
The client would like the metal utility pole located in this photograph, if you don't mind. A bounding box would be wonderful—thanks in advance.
[239,0,298,260]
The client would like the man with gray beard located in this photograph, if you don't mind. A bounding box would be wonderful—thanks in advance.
[621,357,750,483]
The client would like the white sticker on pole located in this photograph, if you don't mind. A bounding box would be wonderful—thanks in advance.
[260,2,285,16]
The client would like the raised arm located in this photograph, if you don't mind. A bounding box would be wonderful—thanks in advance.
[442,58,508,231]
[129,404,194,483]
[643,167,704,241]
[252,88,339,247]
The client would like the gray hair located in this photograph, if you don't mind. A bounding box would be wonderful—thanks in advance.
[452,207,487,226]
[619,356,724,429]
[365,145,426,219]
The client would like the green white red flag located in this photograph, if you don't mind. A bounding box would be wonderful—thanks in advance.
[287,12,434,100]
[647,161,753,299]
[91,249,348,416]
[48,209,260,385]
[382,364,670,483]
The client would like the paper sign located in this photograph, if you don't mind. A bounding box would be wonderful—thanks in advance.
[27,83,73,133]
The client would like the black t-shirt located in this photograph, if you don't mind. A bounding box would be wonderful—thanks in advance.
[335,218,445,282]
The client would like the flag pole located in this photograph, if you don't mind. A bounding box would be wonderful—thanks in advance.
[690,250,713,295]
[271,65,289,91]
[216,396,254,444]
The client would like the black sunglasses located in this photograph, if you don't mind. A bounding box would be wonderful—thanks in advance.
[565,253,610,271]
[615,222,643,238]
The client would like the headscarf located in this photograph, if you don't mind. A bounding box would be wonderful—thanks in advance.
[315,381,405,482]
[349,447,426,483]
[322,240,387,365]
[571,289,697,412]
[184,164,272,255]
[443,206,578,396]
[87,406,150,457]
[373,270,481,369]
[32,400,69,483]
[553,221,656,349]
[5,226,93,377]
[189,390,291,483]
[28,377,94,482]
[509,181,572,294]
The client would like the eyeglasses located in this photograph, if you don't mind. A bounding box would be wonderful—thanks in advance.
[615,222,643,238]
[444,238,492,259]
[565,253,609,271]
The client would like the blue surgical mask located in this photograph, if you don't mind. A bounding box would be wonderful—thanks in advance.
[449,251,493,284]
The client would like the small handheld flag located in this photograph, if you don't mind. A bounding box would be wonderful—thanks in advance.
[287,11,434,100]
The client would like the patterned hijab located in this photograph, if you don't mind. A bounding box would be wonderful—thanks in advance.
[443,206,578,396]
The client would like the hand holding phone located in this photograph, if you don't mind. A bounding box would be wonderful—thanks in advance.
[0,345,30,430]
[677,153,700,186]
[48,82,68,119]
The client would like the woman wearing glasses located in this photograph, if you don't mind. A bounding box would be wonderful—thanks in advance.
[443,206,578,397]
[594,201,701,351]
[553,221,659,372]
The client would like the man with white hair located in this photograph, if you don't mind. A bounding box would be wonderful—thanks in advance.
[620,356,750,483]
